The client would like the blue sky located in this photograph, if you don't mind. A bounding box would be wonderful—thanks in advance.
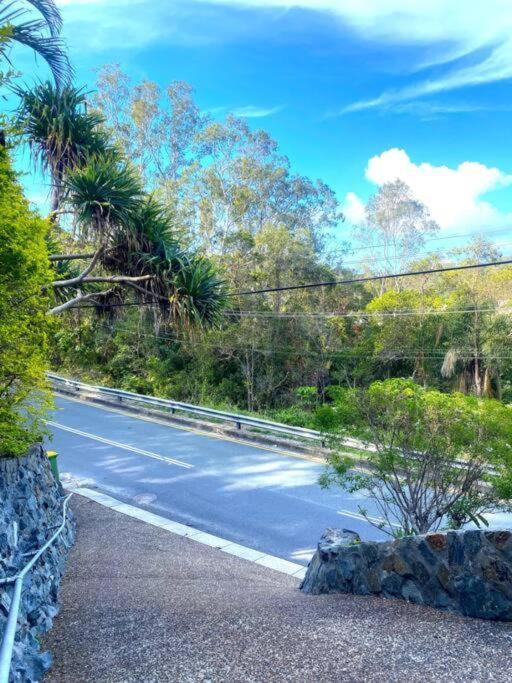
[15,0,512,249]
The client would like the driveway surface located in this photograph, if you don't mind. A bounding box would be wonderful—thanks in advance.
[43,496,512,683]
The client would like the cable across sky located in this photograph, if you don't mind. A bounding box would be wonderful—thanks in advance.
[232,258,512,296]
[67,257,512,310]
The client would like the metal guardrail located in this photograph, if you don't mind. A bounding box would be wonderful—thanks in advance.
[47,374,493,471]
[0,494,73,683]
[47,373,329,444]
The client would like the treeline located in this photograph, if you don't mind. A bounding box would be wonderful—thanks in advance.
[50,66,512,423]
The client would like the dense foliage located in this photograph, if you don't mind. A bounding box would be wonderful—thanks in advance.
[48,67,512,422]
[0,146,51,457]
[320,379,512,535]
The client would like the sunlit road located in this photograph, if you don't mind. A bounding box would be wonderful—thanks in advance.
[47,395,393,565]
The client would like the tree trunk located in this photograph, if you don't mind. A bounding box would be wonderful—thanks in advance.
[50,163,65,215]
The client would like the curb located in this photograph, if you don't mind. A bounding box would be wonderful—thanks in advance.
[70,487,307,581]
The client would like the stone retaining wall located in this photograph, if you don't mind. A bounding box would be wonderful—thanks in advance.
[301,527,512,621]
[0,445,76,681]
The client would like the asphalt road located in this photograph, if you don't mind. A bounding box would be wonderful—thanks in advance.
[47,395,392,564]
[47,394,512,565]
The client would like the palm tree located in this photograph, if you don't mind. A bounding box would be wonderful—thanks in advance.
[51,151,226,325]
[105,196,226,326]
[63,149,142,236]
[0,0,71,86]
[16,82,109,211]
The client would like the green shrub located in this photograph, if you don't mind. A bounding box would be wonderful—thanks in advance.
[321,379,512,536]
[271,406,312,428]
[0,147,52,457]
[312,405,339,431]
[296,386,317,410]
[326,385,362,430]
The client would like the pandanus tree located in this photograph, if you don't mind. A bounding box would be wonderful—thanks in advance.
[48,149,226,324]
[0,0,70,86]
[16,82,108,212]
[17,79,226,326]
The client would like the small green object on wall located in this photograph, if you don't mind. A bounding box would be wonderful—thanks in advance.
[47,450,59,481]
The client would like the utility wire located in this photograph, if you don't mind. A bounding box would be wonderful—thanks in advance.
[92,323,512,361]
[233,258,512,296]
[336,239,512,268]
[341,225,512,253]
[223,307,512,319]
[61,257,512,310]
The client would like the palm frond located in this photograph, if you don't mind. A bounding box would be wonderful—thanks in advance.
[64,151,144,238]
[170,256,227,327]
[99,195,226,327]
[1,1,70,85]
[16,81,107,177]
[25,0,62,35]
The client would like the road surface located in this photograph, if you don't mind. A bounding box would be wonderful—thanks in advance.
[46,395,399,564]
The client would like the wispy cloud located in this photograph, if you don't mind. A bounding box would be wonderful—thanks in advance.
[232,104,285,118]
[55,0,512,113]
[341,43,512,113]
[195,1,512,111]
[327,100,512,120]
[56,0,284,52]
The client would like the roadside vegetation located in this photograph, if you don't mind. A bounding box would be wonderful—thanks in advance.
[44,67,512,534]
[0,145,52,456]
[48,69,512,416]
[0,1,224,457]
[1,3,512,537]
[320,379,512,536]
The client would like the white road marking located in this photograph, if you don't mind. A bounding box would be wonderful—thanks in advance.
[337,508,401,528]
[54,393,326,464]
[47,421,194,469]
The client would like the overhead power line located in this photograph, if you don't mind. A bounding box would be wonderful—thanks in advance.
[339,239,512,268]
[343,225,512,253]
[62,257,512,310]
[233,258,512,296]
[93,322,512,361]
[223,307,512,319]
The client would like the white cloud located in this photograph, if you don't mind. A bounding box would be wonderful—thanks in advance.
[195,0,512,110]
[345,148,512,232]
[342,191,366,225]
[232,104,284,118]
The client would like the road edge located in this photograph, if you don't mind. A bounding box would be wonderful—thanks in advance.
[70,487,307,581]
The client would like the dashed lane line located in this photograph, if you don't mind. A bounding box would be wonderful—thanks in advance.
[46,420,194,469]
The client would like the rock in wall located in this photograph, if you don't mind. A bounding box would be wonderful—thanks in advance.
[301,527,512,621]
[0,445,76,681]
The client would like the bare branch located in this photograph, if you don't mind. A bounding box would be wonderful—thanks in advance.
[126,280,169,302]
[48,288,115,315]
[78,275,154,284]
[51,246,105,288]
[49,252,96,262]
